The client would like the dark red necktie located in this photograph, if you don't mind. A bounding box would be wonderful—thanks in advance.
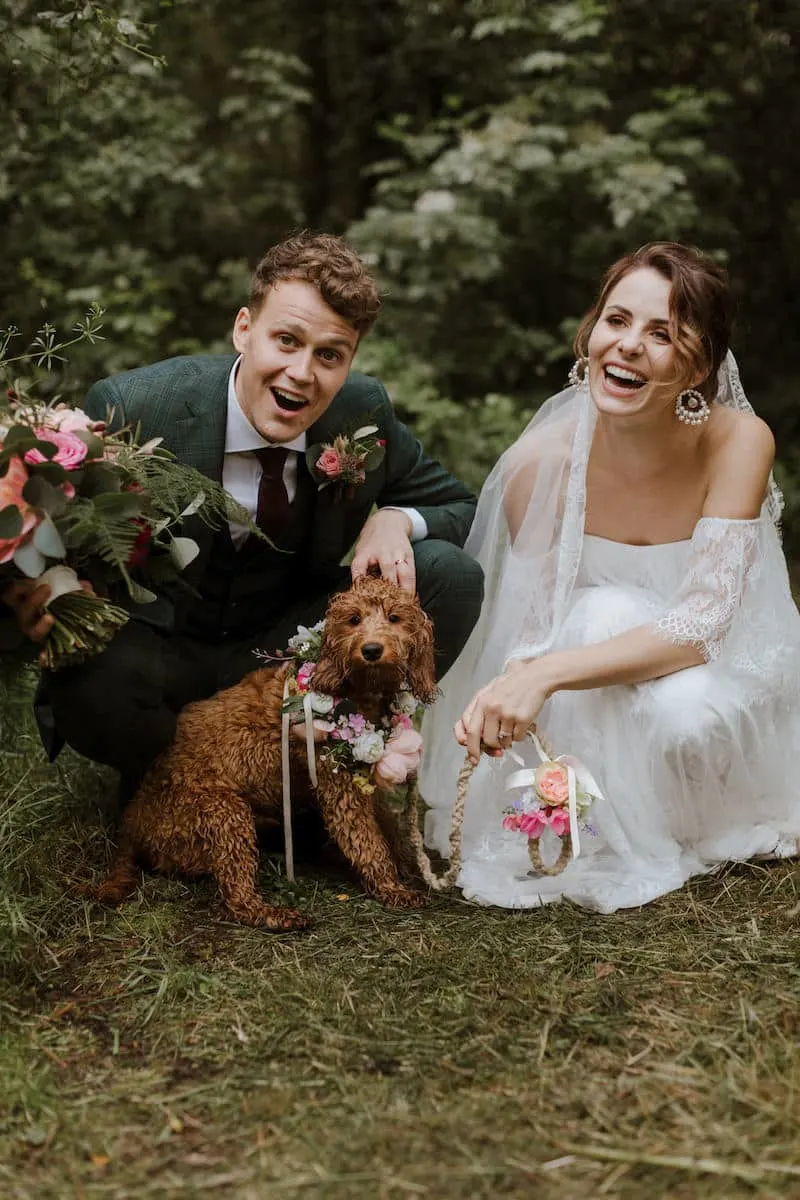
[253,446,290,540]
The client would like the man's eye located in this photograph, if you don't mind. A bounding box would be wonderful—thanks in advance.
[278,333,296,347]
[349,614,362,626]
[319,348,340,363]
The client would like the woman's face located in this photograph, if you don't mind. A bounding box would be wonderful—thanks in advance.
[586,267,694,421]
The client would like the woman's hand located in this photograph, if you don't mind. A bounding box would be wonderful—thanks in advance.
[454,658,554,764]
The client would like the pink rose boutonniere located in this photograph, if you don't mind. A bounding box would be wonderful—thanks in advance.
[306,425,386,499]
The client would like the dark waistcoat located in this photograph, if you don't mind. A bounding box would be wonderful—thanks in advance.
[180,458,316,642]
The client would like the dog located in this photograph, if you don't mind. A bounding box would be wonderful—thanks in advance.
[82,576,438,929]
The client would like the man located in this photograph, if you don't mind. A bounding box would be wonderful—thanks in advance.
[7,233,482,795]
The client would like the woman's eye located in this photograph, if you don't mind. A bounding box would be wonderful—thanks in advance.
[606,314,624,327]
[349,614,362,626]
[652,328,671,343]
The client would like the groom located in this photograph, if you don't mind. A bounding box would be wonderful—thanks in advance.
[17,232,482,794]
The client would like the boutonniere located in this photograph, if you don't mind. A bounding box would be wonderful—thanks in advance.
[306,425,386,498]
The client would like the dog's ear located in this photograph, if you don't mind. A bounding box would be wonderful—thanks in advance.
[312,648,347,697]
[407,610,438,705]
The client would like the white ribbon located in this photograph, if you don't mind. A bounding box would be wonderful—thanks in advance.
[505,730,605,862]
[280,681,323,884]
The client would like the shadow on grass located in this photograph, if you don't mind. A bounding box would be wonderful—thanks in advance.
[2,669,800,1198]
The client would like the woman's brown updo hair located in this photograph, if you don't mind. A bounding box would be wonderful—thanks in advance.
[573,242,734,402]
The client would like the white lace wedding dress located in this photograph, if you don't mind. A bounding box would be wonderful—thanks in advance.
[420,355,800,912]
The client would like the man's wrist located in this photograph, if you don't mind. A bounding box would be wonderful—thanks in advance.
[381,506,426,542]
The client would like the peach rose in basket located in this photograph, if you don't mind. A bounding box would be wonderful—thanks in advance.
[533,761,570,807]
[316,447,342,478]
[0,456,41,563]
[25,429,89,470]
[373,727,423,788]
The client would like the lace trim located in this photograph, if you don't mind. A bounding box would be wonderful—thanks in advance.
[653,517,761,661]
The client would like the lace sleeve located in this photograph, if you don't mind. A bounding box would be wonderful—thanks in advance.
[653,517,762,661]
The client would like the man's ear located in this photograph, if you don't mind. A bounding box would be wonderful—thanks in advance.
[232,307,251,354]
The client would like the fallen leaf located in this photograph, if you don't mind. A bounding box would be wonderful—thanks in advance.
[594,962,614,979]
[90,1154,110,1167]
[335,894,350,902]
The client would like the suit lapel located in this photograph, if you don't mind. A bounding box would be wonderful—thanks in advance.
[306,404,349,568]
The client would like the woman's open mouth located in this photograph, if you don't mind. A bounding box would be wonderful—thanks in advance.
[272,386,309,414]
[602,364,647,394]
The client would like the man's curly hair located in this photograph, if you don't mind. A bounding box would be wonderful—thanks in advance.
[249,231,381,337]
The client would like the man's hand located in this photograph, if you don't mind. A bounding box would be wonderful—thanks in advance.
[350,509,416,592]
[2,578,55,644]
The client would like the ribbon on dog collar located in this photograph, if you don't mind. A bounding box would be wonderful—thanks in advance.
[280,679,322,883]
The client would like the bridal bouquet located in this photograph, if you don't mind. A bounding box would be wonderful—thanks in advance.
[0,389,235,670]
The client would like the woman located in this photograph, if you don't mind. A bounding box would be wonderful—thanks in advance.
[420,242,800,912]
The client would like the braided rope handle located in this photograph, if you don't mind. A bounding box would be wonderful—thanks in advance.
[405,726,568,892]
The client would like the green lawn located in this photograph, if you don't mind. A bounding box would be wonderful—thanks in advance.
[2,672,799,1199]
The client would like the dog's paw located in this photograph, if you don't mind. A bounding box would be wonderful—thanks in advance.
[373,884,429,910]
[265,906,313,932]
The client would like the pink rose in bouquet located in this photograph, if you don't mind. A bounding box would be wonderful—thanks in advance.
[534,762,570,807]
[25,429,89,470]
[374,727,423,788]
[519,809,548,838]
[316,448,342,478]
[0,457,40,563]
[46,406,106,435]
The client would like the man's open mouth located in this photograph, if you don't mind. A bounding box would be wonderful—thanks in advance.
[603,364,647,391]
[272,386,308,414]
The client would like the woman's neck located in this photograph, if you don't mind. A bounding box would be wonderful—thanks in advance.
[591,406,700,478]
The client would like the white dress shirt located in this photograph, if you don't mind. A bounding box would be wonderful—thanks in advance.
[222,359,427,548]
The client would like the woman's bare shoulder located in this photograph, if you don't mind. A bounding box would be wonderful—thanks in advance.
[703,407,775,517]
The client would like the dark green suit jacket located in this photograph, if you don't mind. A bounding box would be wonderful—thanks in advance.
[83,355,477,615]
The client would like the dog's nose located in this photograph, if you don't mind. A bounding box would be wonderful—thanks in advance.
[361,642,384,662]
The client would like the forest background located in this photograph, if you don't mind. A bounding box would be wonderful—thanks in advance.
[2,0,800,549]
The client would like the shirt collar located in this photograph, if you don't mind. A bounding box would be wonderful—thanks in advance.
[225,357,307,454]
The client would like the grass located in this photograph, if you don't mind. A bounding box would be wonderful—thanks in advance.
[2,669,800,1198]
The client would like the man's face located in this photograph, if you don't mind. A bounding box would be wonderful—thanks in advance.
[232,279,359,442]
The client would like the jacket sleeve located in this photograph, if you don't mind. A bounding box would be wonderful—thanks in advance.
[373,382,477,546]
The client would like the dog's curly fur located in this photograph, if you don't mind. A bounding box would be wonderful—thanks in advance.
[83,576,438,929]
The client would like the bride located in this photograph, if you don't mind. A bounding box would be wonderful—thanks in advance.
[420,241,800,912]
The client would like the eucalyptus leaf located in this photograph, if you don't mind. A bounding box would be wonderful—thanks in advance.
[23,474,69,516]
[178,492,206,519]
[32,513,67,559]
[168,536,200,570]
[363,446,386,472]
[128,580,158,604]
[353,425,379,439]
[13,540,46,578]
[73,430,105,460]
[0,504,23,539]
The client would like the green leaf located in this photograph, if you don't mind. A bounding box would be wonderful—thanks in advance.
[32,513,67,558]
[0,504,23,539]
[91,492,145,518]
[363,445,386,472]
[23,475,68,516]
[73,430,105,460]
[305,445,323,475]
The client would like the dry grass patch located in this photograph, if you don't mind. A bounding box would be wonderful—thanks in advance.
[1,673,799,1197]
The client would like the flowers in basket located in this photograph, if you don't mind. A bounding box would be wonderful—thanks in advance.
[306,425,385,496]
[280,621,424,797]
[0,389,242,670]
[502,743,600,877]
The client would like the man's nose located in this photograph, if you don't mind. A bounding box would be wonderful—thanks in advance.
[286,349,314,382]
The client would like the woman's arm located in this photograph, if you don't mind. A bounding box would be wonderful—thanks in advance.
[457,411,776,761]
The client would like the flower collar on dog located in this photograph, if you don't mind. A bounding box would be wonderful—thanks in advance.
[305,425,386,497]
[281,620,424,795]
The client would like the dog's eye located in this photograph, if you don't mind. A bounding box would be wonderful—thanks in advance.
[388,614,401,624]
[348,614,362,626]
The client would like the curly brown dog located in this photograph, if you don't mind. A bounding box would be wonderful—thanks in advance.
[82,576,438,929]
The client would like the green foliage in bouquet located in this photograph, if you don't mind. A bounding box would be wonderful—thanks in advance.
[0,312,258,670]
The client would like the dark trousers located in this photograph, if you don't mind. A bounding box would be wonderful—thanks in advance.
[40,540,483,790]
